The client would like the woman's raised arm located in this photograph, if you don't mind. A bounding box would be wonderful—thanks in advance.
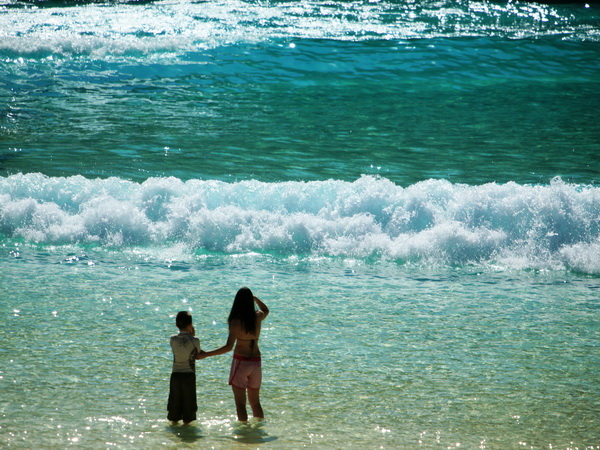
[254,296,269,319]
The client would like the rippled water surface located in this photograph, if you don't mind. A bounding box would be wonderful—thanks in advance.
[2,253,599,448]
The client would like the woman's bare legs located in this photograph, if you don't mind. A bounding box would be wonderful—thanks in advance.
[248,388,264,419]
[232,386,264,421]
[232,386,248,421]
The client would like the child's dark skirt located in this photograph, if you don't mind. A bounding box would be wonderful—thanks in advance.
[167,372,197,423]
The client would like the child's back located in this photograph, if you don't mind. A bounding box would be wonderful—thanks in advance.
[170,331,200,373]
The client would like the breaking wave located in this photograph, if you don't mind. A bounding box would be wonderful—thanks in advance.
[1,0,598,62]
[1,173,598,274]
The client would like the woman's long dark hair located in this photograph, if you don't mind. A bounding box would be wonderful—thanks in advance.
[228,287,257,335]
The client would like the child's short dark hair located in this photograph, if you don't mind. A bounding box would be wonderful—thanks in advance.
[176,311,192,329]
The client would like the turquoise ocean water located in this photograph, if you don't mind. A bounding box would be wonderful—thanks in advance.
[1,0,599,447]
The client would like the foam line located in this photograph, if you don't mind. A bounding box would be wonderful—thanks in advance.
[1,173,598,273]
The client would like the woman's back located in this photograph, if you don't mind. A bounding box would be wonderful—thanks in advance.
[231,312,265,358]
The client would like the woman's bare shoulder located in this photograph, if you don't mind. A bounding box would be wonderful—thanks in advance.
[229,319,243,331]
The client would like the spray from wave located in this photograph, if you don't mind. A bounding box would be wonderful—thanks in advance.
[1,173,598,274]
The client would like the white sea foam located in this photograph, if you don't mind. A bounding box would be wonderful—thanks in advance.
[0,0,592,60]
[1,173,598,273]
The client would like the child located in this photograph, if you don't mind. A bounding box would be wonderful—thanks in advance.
[167,311,202,425]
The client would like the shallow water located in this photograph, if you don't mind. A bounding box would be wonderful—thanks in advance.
[2,252,599,447]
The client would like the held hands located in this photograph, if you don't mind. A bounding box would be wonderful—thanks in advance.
[195,350,207,360]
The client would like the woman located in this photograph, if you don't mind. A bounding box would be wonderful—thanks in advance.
[200,287,270,421]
